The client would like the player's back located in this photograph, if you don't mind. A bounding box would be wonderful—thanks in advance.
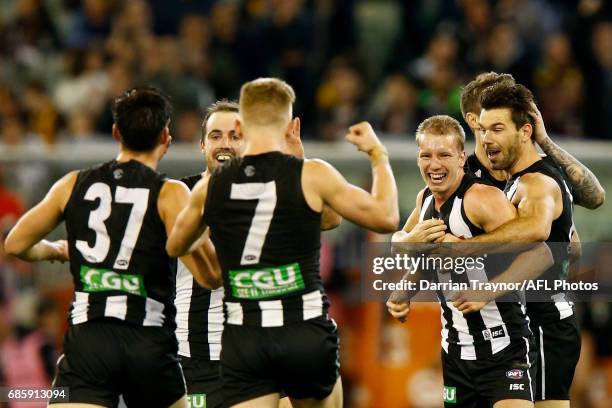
[64,159,176,329]
[205,151,325,327]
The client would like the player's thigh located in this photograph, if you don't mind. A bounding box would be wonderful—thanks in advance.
[289,377,342,408]
[534,401,570,408]
[494,400,533,408]
[230,393,281,408]
[278,397,294,408]
[168,394,188,408]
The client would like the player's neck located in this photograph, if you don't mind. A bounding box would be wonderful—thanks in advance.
[116,150,159,171]
[242,131,284,156]
[473,135,506,182]
[508,144,541,176]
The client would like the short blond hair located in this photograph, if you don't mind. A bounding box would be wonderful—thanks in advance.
[239,78,296,127]
[416,115,466,151]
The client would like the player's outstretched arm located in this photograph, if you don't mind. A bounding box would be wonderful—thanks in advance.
[165,177,208,257]
[320,206,342,231]
[302,122,399,233]
[285,117,342,231]
[4,171,77,262]
[530,102,605,209]
[463,174,560,244]
[451,184,553,313]
[162,178,220,288]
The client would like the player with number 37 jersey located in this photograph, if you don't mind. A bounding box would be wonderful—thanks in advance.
[4,87,219,408]
[64,160,176,329]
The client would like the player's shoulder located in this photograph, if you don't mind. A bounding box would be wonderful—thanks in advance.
[181,173,203,190]
[519,171,558,190]
[160,178,190,198]
[464,178,508,208]
[303,158,334,174]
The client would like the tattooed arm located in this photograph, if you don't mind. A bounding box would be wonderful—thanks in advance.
[530,103,605,209]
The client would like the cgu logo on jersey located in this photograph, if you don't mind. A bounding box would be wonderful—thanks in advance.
[443,386,457,403]
[187,394,206,408]
[80,266,147,297]
[229,262,305,299]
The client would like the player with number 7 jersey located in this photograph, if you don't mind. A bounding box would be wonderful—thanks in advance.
[167,78,399,408]
[4,87,218,408]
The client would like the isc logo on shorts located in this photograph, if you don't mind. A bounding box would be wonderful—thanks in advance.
[482,325,506,341]
[509,383,525,390]
[506,369,524,380]
[229,262,305,299]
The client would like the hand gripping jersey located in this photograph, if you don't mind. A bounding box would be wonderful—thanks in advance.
[204,152,328,327]
[420,174,532,360]
[64,160,177,329]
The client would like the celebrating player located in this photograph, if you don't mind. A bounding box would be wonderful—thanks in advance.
[3,87,225,407]
[387,115,553,408]
[167,78,399,407]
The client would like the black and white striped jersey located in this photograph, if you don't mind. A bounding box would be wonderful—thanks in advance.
[175,173,224,360]
[420,174,532,360]
[204,152,328,327]
[64,160,176,330]
[505,159,575,325]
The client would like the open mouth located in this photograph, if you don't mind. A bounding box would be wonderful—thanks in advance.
[215,153,233,163]
[428,173,447,185]
[486,149,501,161]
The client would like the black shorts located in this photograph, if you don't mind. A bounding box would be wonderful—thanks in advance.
[220,316,339,407]
[180,356,223,408]
[531,315,581,401]
[50,320,186,407]
[442,338,537,407]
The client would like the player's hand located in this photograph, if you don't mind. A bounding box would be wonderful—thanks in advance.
[49,240,69,263]
[451,290,489,314]
[345,122,383,154]
[284,117,305,159]
[529,102,549,146]
[402,219,447,243]
[435,233,461,244]
[386,300,410,322]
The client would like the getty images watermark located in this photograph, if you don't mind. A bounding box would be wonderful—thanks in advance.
[362,242,610,302]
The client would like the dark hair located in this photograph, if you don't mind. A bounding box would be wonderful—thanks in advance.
[112,87,172,152]
[201,99,239,143]
[460,72,515,118]
[479,83,535,130]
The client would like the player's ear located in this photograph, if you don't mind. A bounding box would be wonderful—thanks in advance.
[286,117,300,142]
[465,112,479,130]
[160,126,171,146]
[235,119,242,136]
[111,124,121,143]
[521,123,533,143]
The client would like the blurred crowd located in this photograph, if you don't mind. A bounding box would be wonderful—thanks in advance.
[0,0,610,147]
[1,1,612,406]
